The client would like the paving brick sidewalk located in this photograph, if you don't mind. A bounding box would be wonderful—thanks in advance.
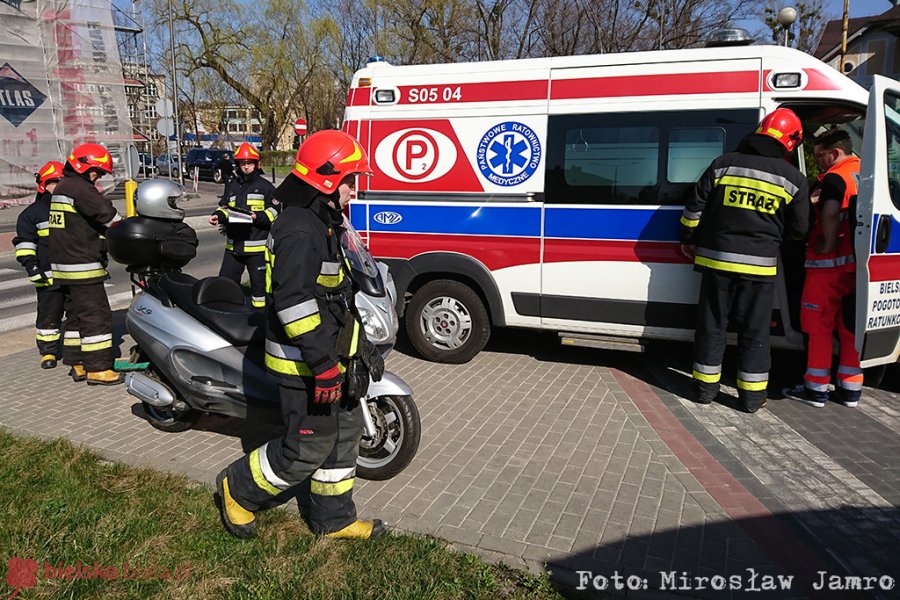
[0,324,897,599]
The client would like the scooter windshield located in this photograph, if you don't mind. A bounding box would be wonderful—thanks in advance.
[341,216,385,297]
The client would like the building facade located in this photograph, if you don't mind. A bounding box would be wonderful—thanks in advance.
[814,4,900,89]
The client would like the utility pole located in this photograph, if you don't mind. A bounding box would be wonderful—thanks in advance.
[167,0,184,185]
[840,0,850,72]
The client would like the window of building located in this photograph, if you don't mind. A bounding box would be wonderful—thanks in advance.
[228,123,239,133]
[145,105,157,119]
[226,109,239,120]
[251,124,262,134]
[545,109,758,205]
[147,83,157,97]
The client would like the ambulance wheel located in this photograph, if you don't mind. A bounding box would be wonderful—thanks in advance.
[406,279,490,363]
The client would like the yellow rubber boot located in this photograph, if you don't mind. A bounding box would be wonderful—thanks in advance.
[216,471,256,539]
[68,364,87,382]
[325,519,387,540]
[40,355,58,369]
[87,369,125,386]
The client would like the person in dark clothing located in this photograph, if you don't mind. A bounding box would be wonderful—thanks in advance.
[216,130,385,540]
[12,161,67,369]
[208,142,277,308]
[216,152,234,184]
[49,143,124,386]
[679,108,810,413]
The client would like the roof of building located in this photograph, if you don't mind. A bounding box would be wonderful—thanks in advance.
[814,5,900,61]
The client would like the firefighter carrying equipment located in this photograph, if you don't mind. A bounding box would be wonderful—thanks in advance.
[291,130,373,194]
[680,134,810,279]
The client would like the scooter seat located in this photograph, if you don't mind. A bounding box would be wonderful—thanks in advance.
[160,273,266,346]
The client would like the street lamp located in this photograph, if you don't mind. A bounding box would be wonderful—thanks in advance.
[777,6,798,48]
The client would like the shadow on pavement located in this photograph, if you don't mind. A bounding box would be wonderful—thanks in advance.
[552,506,899,600]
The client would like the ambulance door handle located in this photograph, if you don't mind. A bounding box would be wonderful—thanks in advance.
[875,214,892,254]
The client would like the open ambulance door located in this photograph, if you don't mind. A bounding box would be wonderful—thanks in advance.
[855,75,900,367]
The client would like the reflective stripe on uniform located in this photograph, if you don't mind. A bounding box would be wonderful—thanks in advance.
[15,242,37,258]
[310,467,355,496]
[64,331,81,346]
[242,239,267,253]
[714,166,799,198]
[50,195,77,213]
[680,209,701,228]
[251,296,266,308]
[249,446,285,496]
[692,362,722,384]
[837,365,864,391]
[805,255,855,269]
[263,207,278,222]
[695,247,777,277]
[317,261,342,287]
[736,371,768,391]
[81,333,112,352]
[265,339,313,376]
[278,299,320,337]
[51,262,106,280]
[36,328,61,342]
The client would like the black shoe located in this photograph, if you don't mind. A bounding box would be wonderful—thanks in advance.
[833,388,860,408]
[783,384,826,408]
[742,398,768,413]
[693,381,718,405]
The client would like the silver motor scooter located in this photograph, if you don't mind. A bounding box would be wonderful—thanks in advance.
[107,195,420,481]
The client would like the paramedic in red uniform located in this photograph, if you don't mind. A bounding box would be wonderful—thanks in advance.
[680,108,810,413]
[784,128,862,408]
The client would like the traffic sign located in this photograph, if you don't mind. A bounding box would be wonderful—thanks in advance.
[294,118,307,136]
[156,117,175,137]
[155,98,174,118]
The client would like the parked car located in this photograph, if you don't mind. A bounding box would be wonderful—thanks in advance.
[186,148,234,183]
[155,153,183,177]
[138,153,156,177]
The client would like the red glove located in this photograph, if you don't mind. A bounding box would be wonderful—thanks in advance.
[313,364,343,404]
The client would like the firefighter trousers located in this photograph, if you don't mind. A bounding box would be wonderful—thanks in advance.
[60,283,114,372]
[693,270,774,409]
[218,251,266,308]
[35,286,67,357]
[224,382,364,535]
[799,269,862,400]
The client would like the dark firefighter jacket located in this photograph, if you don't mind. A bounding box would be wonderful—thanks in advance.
[679,134,810,280]
[212,169,277,256]
[12,192,54,287]
[48,171,121,286]
[264,175,362,388]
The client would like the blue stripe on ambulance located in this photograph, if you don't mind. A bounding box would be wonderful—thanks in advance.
[544,207,681,242]
[359,204,541,236]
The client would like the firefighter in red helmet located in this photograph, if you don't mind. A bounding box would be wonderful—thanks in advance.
[216,130,385,540]
[680,108,810,413]
[208,142,277,308]
[48,143,124,385]
[12,161,69,368]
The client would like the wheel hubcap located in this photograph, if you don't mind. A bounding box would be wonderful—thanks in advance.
[419,296,472,350]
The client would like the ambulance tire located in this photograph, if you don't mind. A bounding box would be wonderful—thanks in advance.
[406,279,490,364]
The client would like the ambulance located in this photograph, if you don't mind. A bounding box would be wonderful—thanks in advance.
[341,43,900,367]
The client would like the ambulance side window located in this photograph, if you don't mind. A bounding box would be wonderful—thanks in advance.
[545,109,758,205]
[883,91,900,210]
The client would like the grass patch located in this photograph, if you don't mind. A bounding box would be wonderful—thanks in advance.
[0,431,565,599]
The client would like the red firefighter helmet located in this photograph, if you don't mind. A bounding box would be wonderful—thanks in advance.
[67,143,113,175]
[234,142,260,162]
[291,130,372,194]
[35,161,64,193]
[755,108,803,153]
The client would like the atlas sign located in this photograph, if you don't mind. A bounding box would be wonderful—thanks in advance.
[374,128,457,183]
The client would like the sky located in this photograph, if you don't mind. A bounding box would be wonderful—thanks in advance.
[824,0,892,19]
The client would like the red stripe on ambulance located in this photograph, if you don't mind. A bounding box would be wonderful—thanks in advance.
[867,255,900,282]
[543,239,690,265]
[551,71,760,99]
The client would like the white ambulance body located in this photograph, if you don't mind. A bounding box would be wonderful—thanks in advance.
[342,45,900,367]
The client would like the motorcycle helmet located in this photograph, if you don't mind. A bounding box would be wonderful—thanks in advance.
[135,178,186,221]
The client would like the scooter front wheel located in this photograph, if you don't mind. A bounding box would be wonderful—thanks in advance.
[357,395,421,481]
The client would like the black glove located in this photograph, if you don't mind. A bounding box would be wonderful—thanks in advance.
[360,338,384,383]
[26,264,49,286]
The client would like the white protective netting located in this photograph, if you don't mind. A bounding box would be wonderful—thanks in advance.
[0,0,133,208]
